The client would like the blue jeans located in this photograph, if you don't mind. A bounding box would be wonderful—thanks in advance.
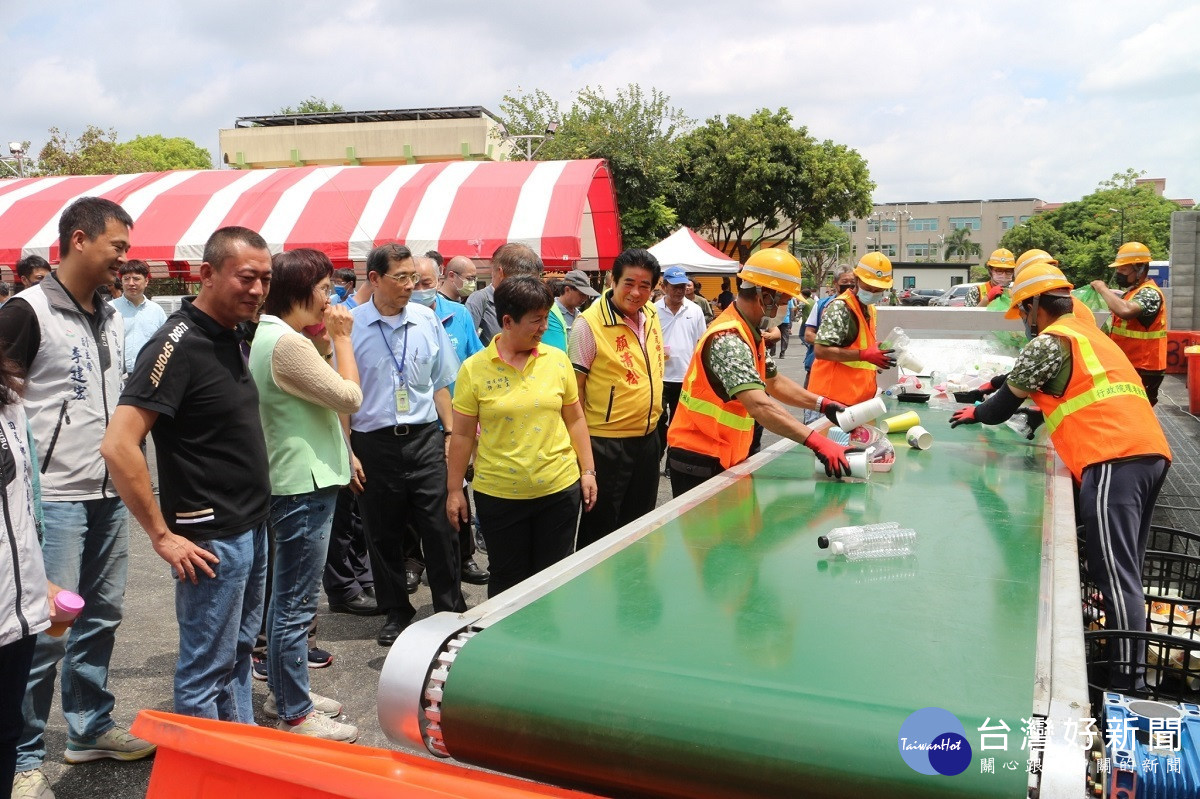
[174,526,267,723]
[16,498,128,772]
[266,488,337,722]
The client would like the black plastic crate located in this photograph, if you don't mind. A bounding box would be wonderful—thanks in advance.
[1085,630,1200,706]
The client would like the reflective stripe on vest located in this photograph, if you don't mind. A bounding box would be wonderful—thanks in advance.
[1109,327,1166,340]
[677,388,756,432]
[1042,322,1148,436]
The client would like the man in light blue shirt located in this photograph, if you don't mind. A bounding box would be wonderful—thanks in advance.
[111,260,167,373]
[411,256,488,586]
[349,244,466,647]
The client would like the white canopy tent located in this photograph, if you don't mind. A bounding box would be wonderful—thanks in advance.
[648,227,739,274]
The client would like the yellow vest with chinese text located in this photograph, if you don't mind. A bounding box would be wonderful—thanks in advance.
[579,291,665,437]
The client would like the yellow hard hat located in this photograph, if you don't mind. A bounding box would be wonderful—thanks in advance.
[1110,241,1151,268]
[853,251,892,290]
[741,247,803,297]
[1014,249,1059,278]
[986,248,1016,270]
[1004,262,1073,319]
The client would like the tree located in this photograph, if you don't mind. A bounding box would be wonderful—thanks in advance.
[673,108,873,262]
[119,135,212,171]
[942,227,981,262]
[792,223,850,290]
[998,169,1189,285]
[498,84,691,248]
[37,126,151,175]
[278,97,344,115]
[36,127,213,176]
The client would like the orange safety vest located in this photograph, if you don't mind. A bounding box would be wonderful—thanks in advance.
[667,304,764,470]
[807,290,879,406]
[1108,279,1167,371]
[1031,316,1171,482]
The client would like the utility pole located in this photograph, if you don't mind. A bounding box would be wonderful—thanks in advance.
[1109,207,1126,244]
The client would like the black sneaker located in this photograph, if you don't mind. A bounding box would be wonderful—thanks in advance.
[307,647,334,669]
[251,654,268,681]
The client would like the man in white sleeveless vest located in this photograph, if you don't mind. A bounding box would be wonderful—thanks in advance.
[0,197,155,799]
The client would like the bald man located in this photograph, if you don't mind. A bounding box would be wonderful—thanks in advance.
[440,256,478,304]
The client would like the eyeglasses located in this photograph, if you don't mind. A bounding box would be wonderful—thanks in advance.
[381,272,418,286]
[316,284,335,297]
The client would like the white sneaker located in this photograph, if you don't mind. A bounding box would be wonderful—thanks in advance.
[264,690,343,719]
[12,769,54,799]
[277,711,358,742]
[64,726,156,763]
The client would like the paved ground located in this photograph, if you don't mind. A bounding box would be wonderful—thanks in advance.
[28,345,1198,798]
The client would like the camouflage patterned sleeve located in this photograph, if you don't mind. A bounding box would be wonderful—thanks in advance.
[1007,334,1068,394]
[814,300,858,347]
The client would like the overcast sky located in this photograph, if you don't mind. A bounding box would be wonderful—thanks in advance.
[3,1,1198,206]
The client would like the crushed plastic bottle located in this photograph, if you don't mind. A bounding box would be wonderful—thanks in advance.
[819,522,901,548]
[830,541,915,561]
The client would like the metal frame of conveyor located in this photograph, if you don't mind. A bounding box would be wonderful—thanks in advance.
[378,307,1095,798]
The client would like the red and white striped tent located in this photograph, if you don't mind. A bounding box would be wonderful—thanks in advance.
[0,159,622,278]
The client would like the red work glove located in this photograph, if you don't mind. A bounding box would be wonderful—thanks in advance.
[859,345,896,369]
[949,405,979,428]
[986,284,1005,303]
[817,396,847,426]
[804,432,854,478]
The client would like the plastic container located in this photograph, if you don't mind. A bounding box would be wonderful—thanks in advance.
[46,591,85,637]
[818,525,915,551]
[835,397,886,430]
[826,540,915,561]
[813,449,870,480]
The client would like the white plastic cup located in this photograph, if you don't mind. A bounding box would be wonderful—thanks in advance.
[835,397,887,431]
[896,350,924,373]
[906,425,933,450]
[814,449,870,480]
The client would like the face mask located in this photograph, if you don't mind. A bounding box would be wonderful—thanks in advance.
[1114,271,1134,289]
[411,288,438,307]
[856,288,883,305]
[333,285,347,300]
[457,279,476,298]
[992,272,1013,288]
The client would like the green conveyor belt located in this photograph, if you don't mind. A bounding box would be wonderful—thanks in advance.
[441,404,1051,798]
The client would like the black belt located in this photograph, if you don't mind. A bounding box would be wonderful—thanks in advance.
[363,421,437,437]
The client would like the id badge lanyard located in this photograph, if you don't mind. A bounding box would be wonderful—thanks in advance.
[379,323,411,414]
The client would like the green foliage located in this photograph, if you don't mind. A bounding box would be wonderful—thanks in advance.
[37,126,150,175]
[36,127,212,176]
[673,108,873,261]
[278,97,344,115]
[942,227,982,262]
[792,223,850,290]
[119,135,212,171]
[997,170,1187,285]
[498,84,691,248]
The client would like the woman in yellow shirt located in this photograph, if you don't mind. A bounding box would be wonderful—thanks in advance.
[447,278,597,597]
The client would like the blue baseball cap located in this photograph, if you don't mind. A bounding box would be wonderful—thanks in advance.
[662,266,690,285]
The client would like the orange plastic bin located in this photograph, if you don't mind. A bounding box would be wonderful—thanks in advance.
[1186,345,1200,415]
[131,710,600,799]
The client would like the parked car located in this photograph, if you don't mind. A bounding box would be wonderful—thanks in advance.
[929,285,972,307]
[898,288,944,306]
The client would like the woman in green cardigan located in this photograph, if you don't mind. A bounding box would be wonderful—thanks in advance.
[248,249,362,742]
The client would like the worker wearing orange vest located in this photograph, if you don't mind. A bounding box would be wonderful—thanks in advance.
[1090,241,1167,406]
[965,248,1016,308]
[807,252,896,406]
[956,250,1098,426]
[950,262,1171,691]
[666,248,855,496]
